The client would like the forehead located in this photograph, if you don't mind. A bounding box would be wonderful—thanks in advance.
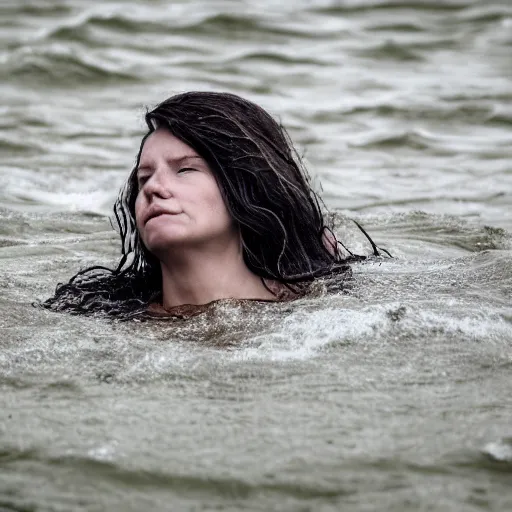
[139,128,201,162]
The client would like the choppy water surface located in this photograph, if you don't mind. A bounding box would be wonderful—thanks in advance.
[1,0,511,510]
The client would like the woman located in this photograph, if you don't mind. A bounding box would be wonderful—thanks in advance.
[43,91,386,319]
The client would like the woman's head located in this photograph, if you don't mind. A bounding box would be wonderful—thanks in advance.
[121,91,341,282]
[45,91,382,318]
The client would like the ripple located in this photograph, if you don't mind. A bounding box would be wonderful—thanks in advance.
[45,11,323,43]
[343,103,495,123]
[365,21,427,32]
[186,13,310,39]
[311,0,469,15]
[347,212,512,252]
[456,5,512,23]
[47,14,172,41]
[2,48,138,87]
[486,107,512,127]
[0,139,40,156]
[348,131,433,150]
[227,49,326,66]
[0,446,348,500]
[354,40,425,61]
[0,2,71,16]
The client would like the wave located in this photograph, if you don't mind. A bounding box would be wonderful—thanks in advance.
[456,4,512,23]
[346,127,512,155]
[486,108,512,127]
[0,138,41,156]
[0,444,346,499]
[175,13,330,39]
[43,12,319,42]
[2,49,138,87]
[224,50,326,66]
[482,438,512,465]
[47,15,172,41]
[365,21,427,32]
[354,40,425,61]
[311,0,469,15]
[342,212,512,252]
[348,131,433,150]
[1,3,71,16]
[326,103,496,123]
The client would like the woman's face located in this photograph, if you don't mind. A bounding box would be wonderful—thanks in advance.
[134,129,236,257]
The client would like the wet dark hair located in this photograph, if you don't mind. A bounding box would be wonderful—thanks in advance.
[42,91,387,319]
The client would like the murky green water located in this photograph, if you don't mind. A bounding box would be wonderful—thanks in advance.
[1,0,511,510]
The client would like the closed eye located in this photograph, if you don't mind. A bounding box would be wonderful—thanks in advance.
[177,167,197,174]
[137,174,151,186]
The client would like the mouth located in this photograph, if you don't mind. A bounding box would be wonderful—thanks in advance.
[145,213,164,224]
[144,208,181,225]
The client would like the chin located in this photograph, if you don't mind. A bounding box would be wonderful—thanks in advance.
[143,234,190,254]
[140,224,187,250]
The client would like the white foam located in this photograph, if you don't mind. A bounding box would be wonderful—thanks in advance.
[482,439,512,462]
[235,305,388,362]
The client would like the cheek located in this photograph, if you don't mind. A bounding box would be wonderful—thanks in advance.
[134,194,145,231]
[203,188,232,226]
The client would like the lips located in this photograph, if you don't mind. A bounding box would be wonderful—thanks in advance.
[144,205,181,225]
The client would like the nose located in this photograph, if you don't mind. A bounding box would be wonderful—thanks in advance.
[142,167,173,200]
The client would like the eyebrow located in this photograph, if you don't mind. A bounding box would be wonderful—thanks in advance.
[137,155,204,171]
[173,155,203,162]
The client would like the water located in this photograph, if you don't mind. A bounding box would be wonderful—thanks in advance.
[1,0,512,510]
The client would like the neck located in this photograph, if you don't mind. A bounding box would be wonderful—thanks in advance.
[158,239,276,308]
